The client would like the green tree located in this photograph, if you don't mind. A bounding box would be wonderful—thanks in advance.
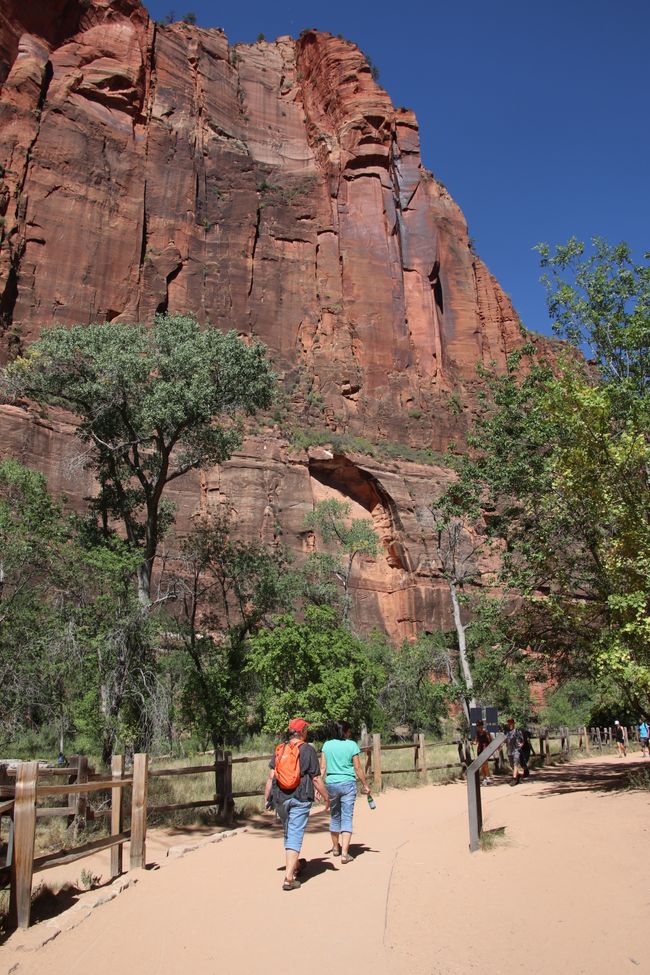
[303,499,379,625]
[371,633,454,734]
[162,512,297,749]
[0,460,70,750]
[0,460,153,761]
[448,239,650,712]
[2,314,275,606]
[247,607,384,732]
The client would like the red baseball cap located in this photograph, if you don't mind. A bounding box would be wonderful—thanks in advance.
[288,718,310,733]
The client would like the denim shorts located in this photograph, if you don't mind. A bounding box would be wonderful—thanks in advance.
[280,798,312,852]
[327,780,357,833]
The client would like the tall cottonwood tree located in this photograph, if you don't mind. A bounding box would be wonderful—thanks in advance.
[447,239,650,712]
[2,314,275,606]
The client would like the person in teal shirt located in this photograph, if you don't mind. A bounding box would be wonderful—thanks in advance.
[320,721,370,863]
[639,719,649,758]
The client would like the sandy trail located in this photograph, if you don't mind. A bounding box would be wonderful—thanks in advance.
[3,755,648,975]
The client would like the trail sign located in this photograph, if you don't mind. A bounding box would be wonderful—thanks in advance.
[469,706,499,738]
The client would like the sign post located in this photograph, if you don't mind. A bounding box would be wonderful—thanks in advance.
[466,732,506,852]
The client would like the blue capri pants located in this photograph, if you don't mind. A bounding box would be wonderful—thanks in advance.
[327,780,357,833]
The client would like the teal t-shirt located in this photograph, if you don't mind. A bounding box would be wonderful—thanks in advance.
[322,738,360,783]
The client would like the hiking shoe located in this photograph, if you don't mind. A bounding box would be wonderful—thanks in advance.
[510,778,520,786]
[282,878,301,891]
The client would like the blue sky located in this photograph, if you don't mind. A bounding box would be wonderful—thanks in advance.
[144,0,649,337]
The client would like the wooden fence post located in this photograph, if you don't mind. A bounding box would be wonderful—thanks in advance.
[0,763,11,798]
[545,732,551,764]
[216,750,225,818]
[414,733,428,783]
[538,733,545,765]
[361,731,372,777]
[10,761,38,929]
[110,754,124,879]
[597,727,602,752]
[223,751,234,824]
[129,753,148,870]
[74,755,89,838]
[584,726,590,755]
[372,734,382,792]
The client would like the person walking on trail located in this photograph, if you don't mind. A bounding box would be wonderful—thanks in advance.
[614,720,627,757]
[320,720,371,863]
[264,718,330,891]
[506,717,525,785]
[638,719,649,758]
[519,726,535,778]
[475,720,493,784]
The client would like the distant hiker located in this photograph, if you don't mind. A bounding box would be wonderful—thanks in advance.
[519,727,535,778]
[475,720,493,784]
[264,718,330,891]
[320,720,371,863]
[506,717,525,785]
[638,719,649,758]
[614,721,627,757]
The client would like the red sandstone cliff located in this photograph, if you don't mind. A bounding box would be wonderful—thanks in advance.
[0,1,535,638]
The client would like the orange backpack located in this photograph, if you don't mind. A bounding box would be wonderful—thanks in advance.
[274,739,304,791]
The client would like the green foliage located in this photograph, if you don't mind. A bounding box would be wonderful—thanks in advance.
[448,239,650,712]
[2,314,275,603]
[371,633,454,733]
[537,236,650,396]
[0,460,154,759]
[541,680,597,728]
[247,607,384,733]
[163,513,298,746]
[286,426,444,466]
[303,499,378,625]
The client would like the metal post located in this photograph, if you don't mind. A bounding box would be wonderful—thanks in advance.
[466,733,506,853]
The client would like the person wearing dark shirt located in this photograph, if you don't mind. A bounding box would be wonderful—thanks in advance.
[614,720,627,757]
[264,718,329,891]
[506,717,525,785]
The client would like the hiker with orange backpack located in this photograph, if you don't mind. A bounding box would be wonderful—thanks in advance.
[264,718,330,891]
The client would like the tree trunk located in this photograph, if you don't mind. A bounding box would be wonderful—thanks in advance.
[137,561,152,606]
[449,579,476,722]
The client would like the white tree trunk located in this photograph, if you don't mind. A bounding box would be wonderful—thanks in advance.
[449,579,476,721]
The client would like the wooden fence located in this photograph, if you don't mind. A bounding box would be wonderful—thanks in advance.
[0,724,637,929]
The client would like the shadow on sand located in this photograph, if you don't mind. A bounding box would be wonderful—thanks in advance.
[529,758,648,798]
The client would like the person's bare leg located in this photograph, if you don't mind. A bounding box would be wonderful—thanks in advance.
[341,831,352,857]
[285,849,299,882]
[329,830,341,853]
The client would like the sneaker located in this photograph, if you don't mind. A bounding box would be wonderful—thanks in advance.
[510,778,520,787]
[484,777,492,785]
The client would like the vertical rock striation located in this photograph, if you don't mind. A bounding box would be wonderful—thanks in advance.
[0,2,542,637]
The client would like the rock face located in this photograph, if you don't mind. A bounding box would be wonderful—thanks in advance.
[0,1,534,639]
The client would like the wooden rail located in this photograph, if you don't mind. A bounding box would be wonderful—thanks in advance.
[5,756,146,930]
[1,722,620,930]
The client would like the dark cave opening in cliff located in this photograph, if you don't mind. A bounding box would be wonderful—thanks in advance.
[307,453,411,572]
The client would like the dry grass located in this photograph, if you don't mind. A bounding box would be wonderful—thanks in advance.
[628,767,650,792]
[479,826,508,852]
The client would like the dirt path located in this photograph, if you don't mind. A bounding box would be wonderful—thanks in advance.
[3,755,648,975]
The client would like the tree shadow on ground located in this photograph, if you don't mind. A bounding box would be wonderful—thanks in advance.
[247,806,331,835]
[530,759,648,798]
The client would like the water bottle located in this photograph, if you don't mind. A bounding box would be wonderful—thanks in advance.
[367,793,376,810]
